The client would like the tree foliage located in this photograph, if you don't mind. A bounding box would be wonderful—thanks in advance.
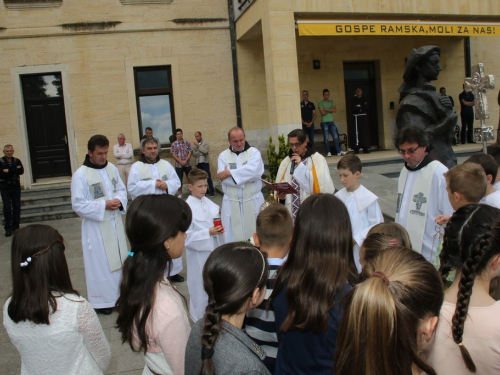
[267,135,290,183]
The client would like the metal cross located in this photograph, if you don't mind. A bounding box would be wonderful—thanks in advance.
[464,63,495,152]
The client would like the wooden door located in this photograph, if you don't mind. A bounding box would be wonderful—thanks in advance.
[21,73,71,181]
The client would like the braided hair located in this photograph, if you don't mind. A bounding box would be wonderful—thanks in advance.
[199,242,269,375]
[440,204,500,372]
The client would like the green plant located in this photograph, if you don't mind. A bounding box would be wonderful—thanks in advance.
[267,134,290,183]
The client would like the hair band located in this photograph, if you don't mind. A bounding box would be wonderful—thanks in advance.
[458,342,464,347]
[254,247,266,290]
[388,239,398,246]
[371,271,390,286]
[128,251,134,257]
[201,346,214,360]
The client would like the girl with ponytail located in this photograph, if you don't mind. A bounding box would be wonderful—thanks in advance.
[424,204,500,374]
[335,247,444,375]
[184,242,271,375]
[115,194,192,375]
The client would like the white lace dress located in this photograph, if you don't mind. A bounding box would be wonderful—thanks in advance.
[3,294,111,374]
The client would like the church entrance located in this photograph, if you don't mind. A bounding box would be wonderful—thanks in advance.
[21,73,72,182]
[343,62,379,149]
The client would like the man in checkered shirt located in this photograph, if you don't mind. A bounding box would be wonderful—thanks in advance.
[171,128,192,197]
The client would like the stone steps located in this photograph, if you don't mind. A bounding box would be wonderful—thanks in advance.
[15,183,78,223]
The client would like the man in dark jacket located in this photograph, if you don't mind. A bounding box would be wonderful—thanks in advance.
[0,144,24,237]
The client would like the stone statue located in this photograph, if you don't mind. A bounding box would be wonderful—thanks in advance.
[396,46,458,168]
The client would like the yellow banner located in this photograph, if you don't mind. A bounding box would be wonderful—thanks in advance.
[298,22,500,37]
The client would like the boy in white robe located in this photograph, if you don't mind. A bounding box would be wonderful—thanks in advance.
[185,169,225,321]
[335,154,383,272]
[466,153,500,209]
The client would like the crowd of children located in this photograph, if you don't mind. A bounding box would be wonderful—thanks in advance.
[4,149,500,375]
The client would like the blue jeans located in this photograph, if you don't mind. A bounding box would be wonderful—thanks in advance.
[302,124,315,147]
[197,162,215,196]
[321,122,341,154]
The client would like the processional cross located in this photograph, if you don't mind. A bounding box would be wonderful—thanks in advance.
[464,63,495,152]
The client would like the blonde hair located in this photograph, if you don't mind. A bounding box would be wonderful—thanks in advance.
[335,247,444,375]
[444,163,487,203]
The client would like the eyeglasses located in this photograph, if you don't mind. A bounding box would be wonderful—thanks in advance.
[398,146,421,156]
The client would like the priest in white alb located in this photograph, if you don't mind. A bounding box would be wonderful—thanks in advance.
[71,134,128,315]
[395,126,453,263]
[127,137,184,282]
[217,127,264,242]
[276,129,335,219]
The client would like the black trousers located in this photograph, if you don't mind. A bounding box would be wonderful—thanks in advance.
[1,188,21,231]
[460,112,475,143]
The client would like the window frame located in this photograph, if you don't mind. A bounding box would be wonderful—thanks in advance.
[133,65,176,147]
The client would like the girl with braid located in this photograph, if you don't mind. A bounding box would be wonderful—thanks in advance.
[184,242,271,375]
[424,204,500,374]
[335,247,444,375]
[116,195,192,375]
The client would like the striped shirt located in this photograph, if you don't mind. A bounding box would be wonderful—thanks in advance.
[244,258,285,374]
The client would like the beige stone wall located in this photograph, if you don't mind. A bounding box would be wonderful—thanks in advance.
[0,0,236,186]
[296,34,466,148]
[293,0,500,15]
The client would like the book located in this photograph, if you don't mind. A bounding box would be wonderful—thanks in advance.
[260,179,298,194]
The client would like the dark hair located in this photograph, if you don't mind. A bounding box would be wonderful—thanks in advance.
[145,127,153,132]
[466,152,498,185]
[195,131,202,136]
[8,225,77,324]
[175,128,183,134]
[256,202,293,249]
[271,194,357,333]
[323,88,329,94]
[444,163,487,202]
[439,87,446,91]
[116,194,192,353]
[87,134,109,152]
[367,222,412,249]
[337,154,362,174]
[335,247,443,375]
[287,129,307,144]
[142,137,159,148]
[486,144,500,165]
[188,168,208,185]
[394,125,429,149]
[440,204,500,372]
[200,242,269,375]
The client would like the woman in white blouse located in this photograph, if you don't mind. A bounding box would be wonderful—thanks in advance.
[3,224,111,374]
[116,194,192,375]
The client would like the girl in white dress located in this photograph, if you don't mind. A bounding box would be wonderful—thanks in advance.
[116,194,192,375]
[3,224,111,375]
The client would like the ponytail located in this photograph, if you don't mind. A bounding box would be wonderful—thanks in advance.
[335,247,443,375]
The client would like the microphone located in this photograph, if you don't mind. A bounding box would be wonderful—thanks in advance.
[290,159,296,174]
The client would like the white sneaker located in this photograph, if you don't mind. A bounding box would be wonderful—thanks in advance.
[327,152,332,157]
[337,151,347,156]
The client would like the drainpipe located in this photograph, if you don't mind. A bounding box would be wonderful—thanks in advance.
[464,37,471,77]
[227,0,243,128]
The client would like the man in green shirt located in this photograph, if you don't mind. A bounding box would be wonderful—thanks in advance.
[318,89,346,157]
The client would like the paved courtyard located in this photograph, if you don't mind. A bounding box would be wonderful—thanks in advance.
[0,144,480,374]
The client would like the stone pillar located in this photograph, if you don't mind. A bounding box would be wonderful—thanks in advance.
[261,5,301,141]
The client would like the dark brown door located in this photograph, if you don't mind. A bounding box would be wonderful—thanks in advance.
[343,62,379,149]
[21,74,71,181]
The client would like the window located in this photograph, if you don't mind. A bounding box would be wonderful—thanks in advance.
[134,66,176,146]
[4,0,62,9]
